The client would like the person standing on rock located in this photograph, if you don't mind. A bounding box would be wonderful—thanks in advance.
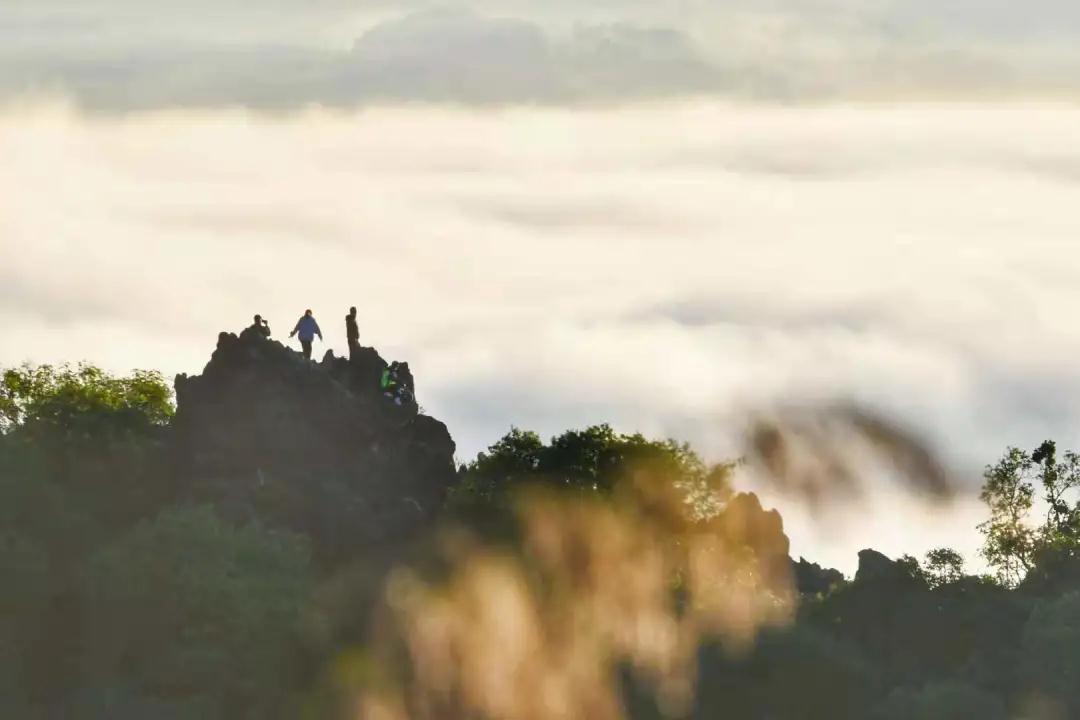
[289,309,323,360]
[249,314,271,338]
[345,306,360,361]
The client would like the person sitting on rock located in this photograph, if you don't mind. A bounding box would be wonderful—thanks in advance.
[289,309,323,360]
[393,362,414,405]
[380,362,397,399]
[249,314,271,338]
[345,306,360,361]
[381,361,414,407]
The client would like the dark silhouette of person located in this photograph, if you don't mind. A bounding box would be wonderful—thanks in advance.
[380,362,397,398]
[289,309,323,360]
[381,361,415,407]
[250,314,271,338]
[346,306,359,361]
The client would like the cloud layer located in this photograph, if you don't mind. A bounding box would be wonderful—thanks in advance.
[4,99,1080,569]
[5,2,1080,109]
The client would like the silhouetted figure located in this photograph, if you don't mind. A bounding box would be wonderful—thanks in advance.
[289,309,323,360]
[250,314,271,338]
[380,363,398,402]
[346,306,359,361]
[381,361,414,407]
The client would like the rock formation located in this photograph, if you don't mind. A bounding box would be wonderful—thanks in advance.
[793,557,846,596]
[172,329,456,560]
[855,549,910,585]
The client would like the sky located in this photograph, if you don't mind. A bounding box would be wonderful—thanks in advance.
[4,0,1080,573]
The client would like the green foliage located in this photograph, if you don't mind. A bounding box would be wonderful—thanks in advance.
[1031,441,1080,550]
[873,681,1007,720]
[451,423,732,519]
[753,628,878,720]
[0,531,50,713]
[0,363,178,532]
[3,352,1080,720]
[924,548,965,588]
[979,447,1038,586]
[66,688,218,720]
[1020,592,1080,713]
[80,505,313,719]
[0,450,104,705]
[694,627,877,720]
[1,363,174,433]
[0,363,307,716]
[897,554,928,585]
[456,426,544,499]
[0,438,102,555]
[979,441,1080,587]
[0,530,51,619]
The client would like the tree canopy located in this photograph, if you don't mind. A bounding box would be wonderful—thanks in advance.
[452,423,733,519]
[979,441,1080,587]
[3,359,1080,718]
[1,363,174,434]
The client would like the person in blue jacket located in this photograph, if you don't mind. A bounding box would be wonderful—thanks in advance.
[289,309,323,360]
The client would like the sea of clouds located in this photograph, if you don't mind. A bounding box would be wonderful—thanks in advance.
[5,100,1079,570]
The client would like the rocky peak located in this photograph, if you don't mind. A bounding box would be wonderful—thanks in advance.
[171,329,456,561]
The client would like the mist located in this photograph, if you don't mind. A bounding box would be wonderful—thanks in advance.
[5,99,1080,570]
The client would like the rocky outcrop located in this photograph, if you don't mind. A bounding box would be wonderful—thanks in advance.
[855,549,908,585]
[713,492,795,597]
[171,330,456,560]
[793,558,846,596]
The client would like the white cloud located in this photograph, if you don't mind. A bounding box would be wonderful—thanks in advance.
[5,2,1080,109]
[0,8,722,110]
[5,99,1080,571]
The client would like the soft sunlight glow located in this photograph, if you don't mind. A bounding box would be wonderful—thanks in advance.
[5,99,1080,570]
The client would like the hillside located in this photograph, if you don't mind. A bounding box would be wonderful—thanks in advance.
[2,330,1080,719]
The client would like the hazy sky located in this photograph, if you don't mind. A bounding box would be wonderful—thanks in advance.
[5,0,1080,109]
[4,1,1080,572]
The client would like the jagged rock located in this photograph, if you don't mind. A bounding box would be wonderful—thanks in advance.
[711,492,795,599]
[854,549,914,586]
[793,557,846,596]
[172,330,456,560]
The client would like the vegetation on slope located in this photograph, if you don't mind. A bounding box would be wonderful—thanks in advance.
[2,359,1080,719]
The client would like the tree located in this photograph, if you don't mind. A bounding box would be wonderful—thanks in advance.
[451,426,544,504]
[695,627,877,720]
[897,554,928,585]
[1021,592,1080,714]
[978,441,1080,587]
[924,548,965,588]
[1030,441,1080,551]
[451,424,732,520]
[978,448,1036,587]
[1,363,173,433]
[0,364,177,529]
[80,506,312,719]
